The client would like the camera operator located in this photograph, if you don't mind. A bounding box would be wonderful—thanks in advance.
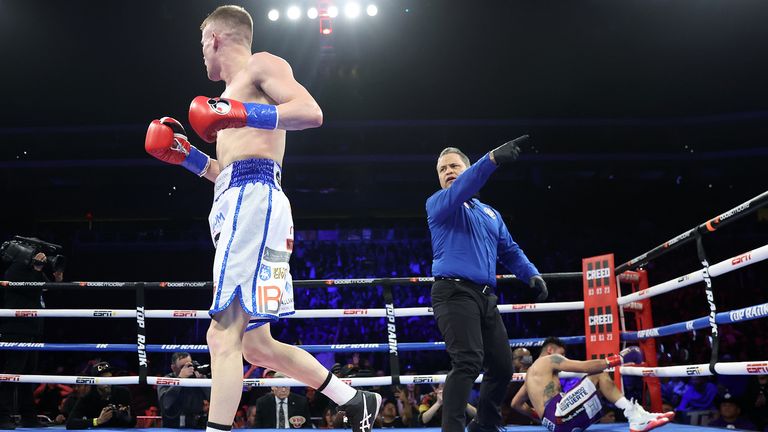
[157,352,211,428]
[66,362,134,429]
[0,245,57,429]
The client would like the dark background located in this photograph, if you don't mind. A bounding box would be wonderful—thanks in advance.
[0,0,767,377]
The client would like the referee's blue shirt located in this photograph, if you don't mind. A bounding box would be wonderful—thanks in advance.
[427,153,539,287]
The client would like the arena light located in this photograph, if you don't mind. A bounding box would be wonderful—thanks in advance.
[327,5,339,18]
[366,4,378,16]
[286,6,301,20]
[344,2,361,18]
[307,7,319,19]
[267,9,280,21]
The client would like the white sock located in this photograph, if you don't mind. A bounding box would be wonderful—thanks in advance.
[615,397,632,412]
[320,374,358,405]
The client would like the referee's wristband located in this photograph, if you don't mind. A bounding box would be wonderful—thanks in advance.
[93,418,99,427]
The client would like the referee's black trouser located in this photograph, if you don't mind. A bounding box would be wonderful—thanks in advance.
[431,279,512,432]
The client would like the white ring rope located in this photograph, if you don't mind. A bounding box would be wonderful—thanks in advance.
[617,243,768,305]
[4,361,767,387]
[0,301,584,319]
[0,372,588,387]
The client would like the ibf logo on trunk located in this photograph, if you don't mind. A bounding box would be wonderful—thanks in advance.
[586,260,611,289]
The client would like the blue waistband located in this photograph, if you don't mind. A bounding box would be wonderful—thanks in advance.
[228,158,281,188]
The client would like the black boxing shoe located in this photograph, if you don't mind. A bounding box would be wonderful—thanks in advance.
[337,390,381,432]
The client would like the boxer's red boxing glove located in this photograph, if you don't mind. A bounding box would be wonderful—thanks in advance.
[145,117,211,177]
[188,96,278,143]
[606,346,644,368]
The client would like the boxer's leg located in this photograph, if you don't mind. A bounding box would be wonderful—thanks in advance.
[205,302,249,431]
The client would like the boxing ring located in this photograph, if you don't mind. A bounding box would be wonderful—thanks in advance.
[2,190,767,432]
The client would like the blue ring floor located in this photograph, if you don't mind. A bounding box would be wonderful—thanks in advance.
[9,425,748,431]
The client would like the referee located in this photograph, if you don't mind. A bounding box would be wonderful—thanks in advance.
[426,136,547,432]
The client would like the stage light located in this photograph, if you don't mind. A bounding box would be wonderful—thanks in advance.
[287,6,301,20]
[320,17,333,35]
[307,7,319,19]
[366,4,378,16]
[327,5,339,18]
[344,2,361,18]
[267,9,280,21]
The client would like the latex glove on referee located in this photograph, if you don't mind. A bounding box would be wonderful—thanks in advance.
[188,96,279,143]
[489,134,528,165]
[529,275,548,302]
[145,117,211,177]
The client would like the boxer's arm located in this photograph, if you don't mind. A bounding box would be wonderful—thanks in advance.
[511,384,539,421]
[549,354,608,375]
[426,154,498,224]
[249,52,322,131]
[202,159,221,183]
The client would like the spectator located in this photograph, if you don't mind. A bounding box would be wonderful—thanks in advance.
[708,393,757,430]
[677,376,718,411]
[318,407,341,429]
[136,406,161,428]
[304,386,330,424]
[245,406,258,428]
[0,253,50,429]
[253,372,312,428]
[502,348,535,425]
[377,400,405,428]
[417,383,476,427]
[34,383,73,423]
[157,352,210,428]
[66,362,135,429]
[745,375,768,430]
[58,385,91,425]
[392,386,415,427]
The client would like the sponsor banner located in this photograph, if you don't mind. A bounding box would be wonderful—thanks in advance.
[745,363,768,374]
[583,254,619,361]
[172,310,198,318]
[342,309,369,315]
[156,378,181,386]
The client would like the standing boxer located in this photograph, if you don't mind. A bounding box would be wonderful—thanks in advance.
[144,5,380,432]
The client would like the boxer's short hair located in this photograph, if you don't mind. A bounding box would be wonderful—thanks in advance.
[201,5,253,46]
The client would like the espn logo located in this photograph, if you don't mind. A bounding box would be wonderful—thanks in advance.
[0,375,21,382]
[173,311,197,318]
[685,366,702,376]
[746,363,768,374]
[343,309,368,315]
[156,378,181,386]
[93,311,113,317]
[15,311,37,317]
[76,377,96,384]
[732,253,752,266]
[642,369,656,377]
[585,260,611,288]
[411,376,434,384]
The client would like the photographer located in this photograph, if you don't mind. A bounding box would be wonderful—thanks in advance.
[157,352,210,428]
[0,237,65,429]
[66,362,134,429]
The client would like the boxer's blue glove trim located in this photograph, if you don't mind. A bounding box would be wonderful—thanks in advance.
[181,145,211,177]
[243,102,278,130]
